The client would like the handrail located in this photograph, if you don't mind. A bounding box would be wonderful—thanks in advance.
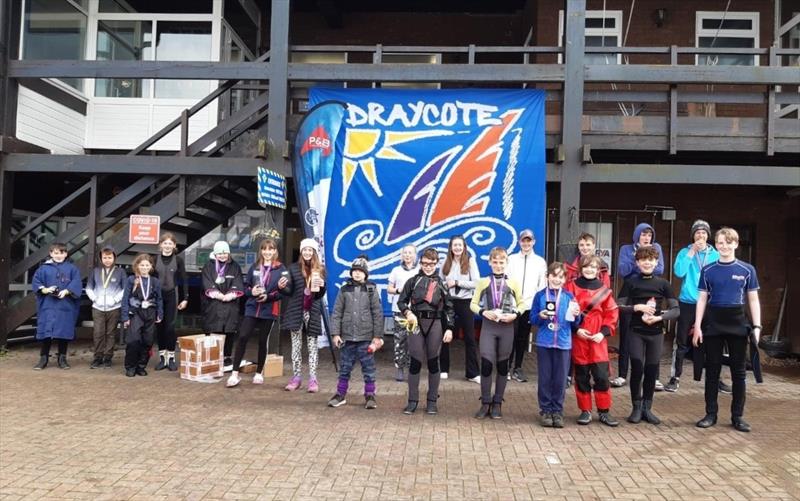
[129,50,270,156]
[289,44,800,58]
[11,179,93,244]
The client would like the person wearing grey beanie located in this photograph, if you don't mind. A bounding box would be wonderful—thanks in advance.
[667,219,723,393]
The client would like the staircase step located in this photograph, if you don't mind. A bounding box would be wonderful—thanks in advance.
[191,197,235,214]
[183,209,223,227]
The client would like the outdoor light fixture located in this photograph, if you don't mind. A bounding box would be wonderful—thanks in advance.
[654,8,667,27]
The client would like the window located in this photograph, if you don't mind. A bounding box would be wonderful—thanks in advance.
[99,0,212,13]
[696,12,760,66]
[379,53,442,89]
[22,0,87,91]
[153,22,213,99]
[94,20,152,97]
[558,10,623,65]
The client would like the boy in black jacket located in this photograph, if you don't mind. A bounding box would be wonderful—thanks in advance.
[617,246,679,424]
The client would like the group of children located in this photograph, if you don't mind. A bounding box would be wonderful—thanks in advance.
[31,222,761,431]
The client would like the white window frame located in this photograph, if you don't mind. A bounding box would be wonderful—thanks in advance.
[558,10,623,65]
[86,0,220,100]
[695,11,760,67]
[377,52,442,89]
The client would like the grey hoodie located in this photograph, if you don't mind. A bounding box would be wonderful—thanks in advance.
[86,266,127,311]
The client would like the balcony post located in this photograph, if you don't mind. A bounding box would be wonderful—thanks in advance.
[557,0,586,260]
[267,0,290,164]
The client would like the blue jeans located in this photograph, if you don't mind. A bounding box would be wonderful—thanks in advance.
[338,341,377,395]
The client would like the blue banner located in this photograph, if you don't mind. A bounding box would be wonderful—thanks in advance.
[309,88,546,316]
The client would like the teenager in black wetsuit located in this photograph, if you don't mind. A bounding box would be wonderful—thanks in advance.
[617,246,679,425]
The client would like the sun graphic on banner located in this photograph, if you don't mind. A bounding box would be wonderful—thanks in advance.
[340,129,453,205]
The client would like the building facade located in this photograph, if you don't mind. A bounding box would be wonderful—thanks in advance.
[1,0,798,352]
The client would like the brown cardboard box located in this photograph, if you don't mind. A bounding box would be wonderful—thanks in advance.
[178,334,224,381]
[239,362,257,374]
[262,354,283,378]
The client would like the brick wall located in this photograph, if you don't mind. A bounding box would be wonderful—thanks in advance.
[547,182,799,352]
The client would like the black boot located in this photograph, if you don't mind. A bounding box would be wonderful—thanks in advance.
[696,413,717,428]
[125,367,136,377]
[627,400,643,423]
[103,356,113,368]
[154,351,167,371]
[135,366,148,376]
[90,358,103,369]
[33,355,49,370]
[425,399,438,415]
[474,403,491,419]
[641,399,661,425]
[402,401,418,415]
[57,354,71,369]
[490,403,502,420]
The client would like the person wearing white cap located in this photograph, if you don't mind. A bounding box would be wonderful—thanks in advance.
[281,237,327,393]
[201,240,244,370]
[506,229,547,383]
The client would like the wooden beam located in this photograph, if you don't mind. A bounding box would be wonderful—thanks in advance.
[1,154,289,177]
[9,60,270,80]
[586,64,800,86]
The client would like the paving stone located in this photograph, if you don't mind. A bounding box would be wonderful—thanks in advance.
[1,341,799,500]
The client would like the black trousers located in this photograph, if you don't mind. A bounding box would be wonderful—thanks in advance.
[40,338,68,356]
[617,310,632,379]
[629,331,662,401]
[510,309,532,370]
[156,288,178,351]
[703,334,748,418]
[438,298,478,377]
[125,308,156,369]
[233,316,274,372]
[671,301,695,379]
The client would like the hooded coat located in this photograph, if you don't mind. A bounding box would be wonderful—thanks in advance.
[201,257,245,333]
[32,259,82,340]
[616,222,665,280]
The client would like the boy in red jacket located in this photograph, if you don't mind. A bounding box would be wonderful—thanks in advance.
[566,255,619,426]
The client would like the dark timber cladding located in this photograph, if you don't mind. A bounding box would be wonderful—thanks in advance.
[558,0,585,260]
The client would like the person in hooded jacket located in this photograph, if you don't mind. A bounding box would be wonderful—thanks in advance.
[201,240,245,370]
[32,242,82,370]
[85,245,127,369]
[613,222,664,389]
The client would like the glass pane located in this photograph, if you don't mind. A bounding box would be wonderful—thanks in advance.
[701,18,753,31]
[99,0,212,13]
[94,20,152,97]
[585,35,618,48]
[698,36,755,66]
[154,22,213,99]
[23,0,87,91]
[586,17,616,29]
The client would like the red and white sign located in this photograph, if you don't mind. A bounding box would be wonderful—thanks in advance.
[129,215,161,244]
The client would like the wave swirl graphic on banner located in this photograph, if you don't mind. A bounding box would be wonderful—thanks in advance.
[306,89,546,315]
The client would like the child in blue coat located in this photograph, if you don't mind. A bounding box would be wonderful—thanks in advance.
[32,242,82,370]
[531,262,582,427]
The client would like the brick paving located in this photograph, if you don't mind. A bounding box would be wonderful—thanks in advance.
[1,338,798,500]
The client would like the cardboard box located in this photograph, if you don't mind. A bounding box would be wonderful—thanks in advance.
[178,334,224,381]
[239,362,257,374]
[262,354,283,378]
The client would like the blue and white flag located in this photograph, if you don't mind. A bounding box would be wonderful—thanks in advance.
[308,88,546,315]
